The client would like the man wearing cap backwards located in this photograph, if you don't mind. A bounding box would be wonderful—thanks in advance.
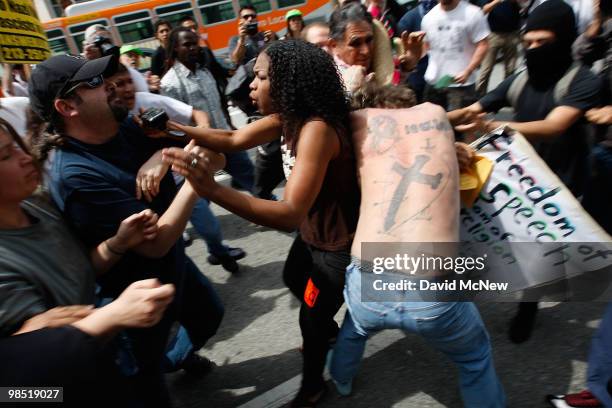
[448,0,602,344]
[28,55,225,406]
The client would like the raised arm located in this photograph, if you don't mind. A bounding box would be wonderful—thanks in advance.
[167,113,283,152]
[230,29,248,65]
[162,120,339,231]
[447,102,485,126]
[131,181,197,257]
[90,209,159,275]
[453,104,585,141]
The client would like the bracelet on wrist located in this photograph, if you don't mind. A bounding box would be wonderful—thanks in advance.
[105,240,126,256]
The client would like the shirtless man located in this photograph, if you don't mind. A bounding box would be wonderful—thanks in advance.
[330,104,506,407]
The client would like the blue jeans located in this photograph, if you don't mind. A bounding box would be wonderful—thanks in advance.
[330,263,506,408]
[174,176,229,257]
[163,326,193,371]
[164,256,224,371]
[587,303,612,407]
[225,151,254,192]
[190,197,230,256]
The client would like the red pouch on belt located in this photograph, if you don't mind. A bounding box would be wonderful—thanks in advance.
[304,278,320,308]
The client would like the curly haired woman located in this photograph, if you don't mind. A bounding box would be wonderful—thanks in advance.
[161,39,360,407]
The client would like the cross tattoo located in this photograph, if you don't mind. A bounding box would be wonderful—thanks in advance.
[384,155,442,231]
[422,138,435,152]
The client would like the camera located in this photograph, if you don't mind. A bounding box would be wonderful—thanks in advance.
[92,35,120,58]
[141,108,169,130]
[140,108,185,137]
[246,21,258,35]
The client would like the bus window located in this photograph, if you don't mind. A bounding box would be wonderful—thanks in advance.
[155,2,195,28]
[277,0,306,9]
[239,0,272,13]
[113,11,155,44]
[197,0,236,25]
[68,19,109,52]
[46,29,71,55]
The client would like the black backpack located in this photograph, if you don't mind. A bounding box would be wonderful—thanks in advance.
[506,63,581,108]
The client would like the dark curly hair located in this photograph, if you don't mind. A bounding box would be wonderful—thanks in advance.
[264,39,350,142]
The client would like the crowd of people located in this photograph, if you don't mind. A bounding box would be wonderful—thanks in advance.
[0,0,611,407]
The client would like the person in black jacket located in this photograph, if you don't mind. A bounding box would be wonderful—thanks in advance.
[151,20,171,77]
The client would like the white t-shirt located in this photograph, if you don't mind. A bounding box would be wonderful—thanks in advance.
[0,96,29,137]
[128,66,149,93]
[132,92,193,125]
[422,1,490,86]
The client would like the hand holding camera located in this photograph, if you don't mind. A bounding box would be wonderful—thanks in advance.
[93,36,120,59]
[238,20,248,40]
[139,108,186,138]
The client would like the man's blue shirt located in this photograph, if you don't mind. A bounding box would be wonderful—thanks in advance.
[48,118,184,297]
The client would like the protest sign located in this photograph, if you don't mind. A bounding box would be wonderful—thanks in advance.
[0,0,51,63]
[459,128,612,299]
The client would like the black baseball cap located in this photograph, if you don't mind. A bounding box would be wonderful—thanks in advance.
[28,54,118,121]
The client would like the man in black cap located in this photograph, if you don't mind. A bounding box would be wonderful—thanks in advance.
[28,54,225,406]
[448,0,602,344]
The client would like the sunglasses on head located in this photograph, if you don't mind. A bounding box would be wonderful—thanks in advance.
[60,75,104,97]
[242,13,257,20]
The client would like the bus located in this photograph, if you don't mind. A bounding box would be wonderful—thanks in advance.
[42,0,333,61]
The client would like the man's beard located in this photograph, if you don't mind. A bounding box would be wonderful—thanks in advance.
[110,103,129,122]
[107,91,129,122]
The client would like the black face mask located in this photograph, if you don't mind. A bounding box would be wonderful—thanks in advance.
[525,41,572,88]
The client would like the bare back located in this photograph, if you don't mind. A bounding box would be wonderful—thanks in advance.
[351,104,460,259]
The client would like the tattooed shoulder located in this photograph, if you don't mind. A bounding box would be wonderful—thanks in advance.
[368,115,400,153]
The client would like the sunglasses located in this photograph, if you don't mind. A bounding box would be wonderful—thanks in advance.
[242,14,257,20]
[60,75,104,97]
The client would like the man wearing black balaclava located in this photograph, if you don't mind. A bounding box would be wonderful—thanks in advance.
[448,0,602,344]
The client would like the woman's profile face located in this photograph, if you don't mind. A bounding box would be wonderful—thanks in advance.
[0,129,39,203]
[250,52,275,115]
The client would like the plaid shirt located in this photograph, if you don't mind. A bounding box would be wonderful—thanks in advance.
[160,61,231,130]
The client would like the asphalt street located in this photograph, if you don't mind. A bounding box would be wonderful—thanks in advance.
[167,62,608,408]
[169,201,607,408]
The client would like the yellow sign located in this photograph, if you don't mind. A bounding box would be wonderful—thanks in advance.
[460,155,494,208]
[0,0,51,63]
